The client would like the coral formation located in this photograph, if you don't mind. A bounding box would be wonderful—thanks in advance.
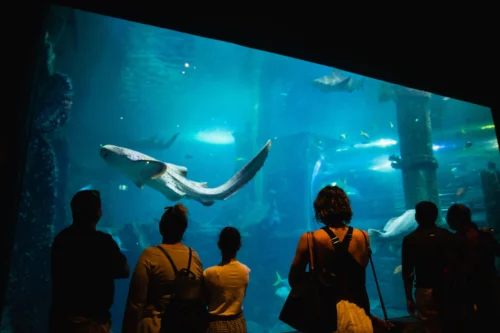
[3,32,73,333]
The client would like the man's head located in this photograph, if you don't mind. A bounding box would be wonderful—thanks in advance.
[446,204,472,231]
[70,190,102,227]
[415,201,439,227]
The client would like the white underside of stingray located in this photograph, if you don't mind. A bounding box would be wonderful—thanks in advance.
[367,209,417,253]
[100,140,272,206]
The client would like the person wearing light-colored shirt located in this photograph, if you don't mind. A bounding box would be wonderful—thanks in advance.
[204,227,250,333]
[122,204,204,333]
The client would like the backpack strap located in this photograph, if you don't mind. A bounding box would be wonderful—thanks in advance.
[186,247,193,272]
[157,245,178,274]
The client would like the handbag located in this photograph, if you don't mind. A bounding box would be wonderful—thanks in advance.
[279,232,339,333]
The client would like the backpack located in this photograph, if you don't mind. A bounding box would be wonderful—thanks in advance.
[156,246,208,333]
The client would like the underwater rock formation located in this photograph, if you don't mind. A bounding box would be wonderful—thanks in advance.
[4,32,73,333]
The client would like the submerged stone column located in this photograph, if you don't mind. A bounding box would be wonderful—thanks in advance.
[390,88,440,212]
[480,164,500,232]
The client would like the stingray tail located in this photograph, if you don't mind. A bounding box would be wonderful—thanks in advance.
[214,140,272,200]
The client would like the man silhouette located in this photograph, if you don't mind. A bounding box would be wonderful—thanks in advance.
[50,190,129,333]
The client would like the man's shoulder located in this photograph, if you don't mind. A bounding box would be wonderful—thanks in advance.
[236,261,251,274]
[95,230,114,240]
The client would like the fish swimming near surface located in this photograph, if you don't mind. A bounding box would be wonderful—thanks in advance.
[100,140,272,206]
[367,209,418,254]
[312,71,364,93]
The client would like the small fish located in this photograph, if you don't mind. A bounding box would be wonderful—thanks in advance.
[185,154,193,159]
[451,167,464,179]
[461,128,467,134]
[273,272,291,301]
[79,184,93,191]
[389,121,395,131]
[360,130,370,141]
[118,184,128,191]
[394,265,402,274]
[273,271,288,286]
[275,286,290,301]
[464,141,473,149]
[456,187,469,197]
[236,157,247,161]
[443,97,450,101]
[340,133,346,140]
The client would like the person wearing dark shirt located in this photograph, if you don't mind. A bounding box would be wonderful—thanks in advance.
[401,201,453,332]
[50,190,130,333]
[446,203,500,332]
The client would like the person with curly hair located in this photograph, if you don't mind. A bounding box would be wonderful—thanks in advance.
[287,185,389,332]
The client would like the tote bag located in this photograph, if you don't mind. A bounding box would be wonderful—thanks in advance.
[279,232,338,333]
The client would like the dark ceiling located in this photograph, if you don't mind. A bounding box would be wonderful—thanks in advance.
[50,2,497,112]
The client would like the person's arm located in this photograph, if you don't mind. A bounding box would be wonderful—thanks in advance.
[50,237,63,289]
[482,229,500,257]
[401,236,416,316]
[288,232,309,289]
[494,238,500,257]
[107,234,130,279]
[122,249,151,333]
[202,269,212,305]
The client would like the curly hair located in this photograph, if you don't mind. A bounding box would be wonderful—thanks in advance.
[159,203,188,243]
[314,185,353,226]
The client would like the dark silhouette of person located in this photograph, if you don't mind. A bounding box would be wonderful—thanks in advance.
[49,190,130,333]
[401,201,453,333]
[445,203,500,332]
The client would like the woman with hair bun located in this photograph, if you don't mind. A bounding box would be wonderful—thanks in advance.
[122,203,205,333]
[204,226,250,333]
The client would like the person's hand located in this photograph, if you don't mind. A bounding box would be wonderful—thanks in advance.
[371,315,395,331]
[406,299,417,317]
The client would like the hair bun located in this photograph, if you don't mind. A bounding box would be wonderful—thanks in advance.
[173,203,188,215]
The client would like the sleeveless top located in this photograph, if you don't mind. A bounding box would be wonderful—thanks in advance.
[320,226,371,316]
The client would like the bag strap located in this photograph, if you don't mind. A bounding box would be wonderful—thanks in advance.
[322,226,353,252]
[187,247,193,272]
[361,231,389,322]
[307,232,316,272]
[157,245,178,274]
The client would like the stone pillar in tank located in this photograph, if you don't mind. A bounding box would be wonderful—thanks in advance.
[390,87,441,211]
[480,162,500,231]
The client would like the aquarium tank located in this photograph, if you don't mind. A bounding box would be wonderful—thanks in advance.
[2,5,499,333]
